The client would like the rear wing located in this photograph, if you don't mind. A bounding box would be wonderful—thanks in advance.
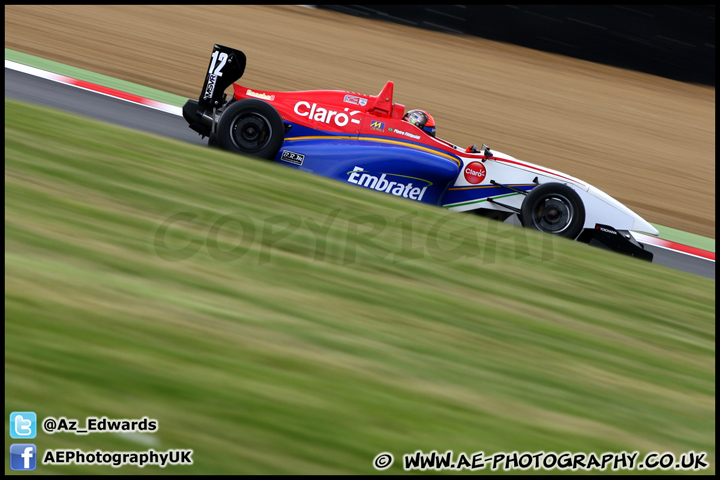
[196,44,246,113]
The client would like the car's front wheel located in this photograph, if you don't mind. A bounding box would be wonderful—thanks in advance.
[520,183,585,239]
[216,99,284,159]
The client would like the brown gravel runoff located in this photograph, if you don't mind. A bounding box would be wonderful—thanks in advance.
[5,5,715,238]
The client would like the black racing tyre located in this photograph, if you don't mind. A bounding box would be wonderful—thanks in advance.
[216,99,284,159]
[520,183,585,239]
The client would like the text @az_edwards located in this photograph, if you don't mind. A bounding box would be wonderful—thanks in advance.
[42,416,157,435]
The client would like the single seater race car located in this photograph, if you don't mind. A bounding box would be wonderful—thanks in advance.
[183,44,658,261]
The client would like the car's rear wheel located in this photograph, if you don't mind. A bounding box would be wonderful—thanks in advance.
[216,99,284,159]
[520,183,585,239]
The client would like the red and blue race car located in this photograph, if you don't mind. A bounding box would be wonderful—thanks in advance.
[183,44,657,260]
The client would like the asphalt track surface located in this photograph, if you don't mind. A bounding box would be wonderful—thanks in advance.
[5,68,715,280]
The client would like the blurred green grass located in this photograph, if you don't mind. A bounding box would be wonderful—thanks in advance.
[4,99,714,474]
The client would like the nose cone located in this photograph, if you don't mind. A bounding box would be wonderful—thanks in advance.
[633,216,659,236]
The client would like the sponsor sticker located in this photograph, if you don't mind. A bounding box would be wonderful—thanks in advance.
[597,225,618,235]
[346,166,430,201]
[464,161,486,184]
[280,150,305,165]
[343,94,368,106]
[246,89,276,101]
[294,101,362,127]
[370,120,385,132]
[203,74,217,100]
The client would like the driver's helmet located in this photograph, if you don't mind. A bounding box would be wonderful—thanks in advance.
[403,109,436,137]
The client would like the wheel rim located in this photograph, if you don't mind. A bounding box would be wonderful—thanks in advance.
[530,194,574,234]
[229,113,273,152]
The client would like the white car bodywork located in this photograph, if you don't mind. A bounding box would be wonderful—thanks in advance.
[443,148,659,237]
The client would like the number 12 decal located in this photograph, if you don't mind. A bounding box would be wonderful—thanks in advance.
[209,51,228,77]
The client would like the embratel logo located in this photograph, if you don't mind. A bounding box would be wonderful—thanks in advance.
[347,166,431,201]
[464,161,486,184]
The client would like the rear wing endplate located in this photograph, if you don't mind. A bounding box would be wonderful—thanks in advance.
[197,44,247,113]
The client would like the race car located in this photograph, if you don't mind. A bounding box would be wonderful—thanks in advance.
[183,44,657,261]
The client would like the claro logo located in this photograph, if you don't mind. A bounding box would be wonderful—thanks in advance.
[294,101,362,127]
[464,161,486,184]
